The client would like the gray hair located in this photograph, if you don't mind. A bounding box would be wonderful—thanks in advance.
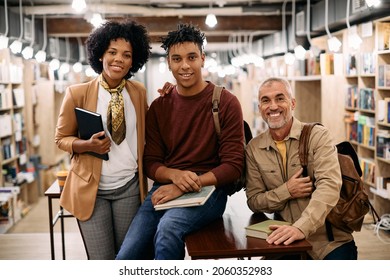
[258,77,293,99]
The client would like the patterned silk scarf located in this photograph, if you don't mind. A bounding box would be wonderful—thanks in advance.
[99,74,127,145]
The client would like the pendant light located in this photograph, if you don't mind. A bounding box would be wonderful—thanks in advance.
[9,0,23,54]
[72,0,86,13]
[22,13,35,60]
[35,15,47,63]
[205,2,217,28]
[291,0,306,60]
[346,0,362,50]
[325,0,342,52]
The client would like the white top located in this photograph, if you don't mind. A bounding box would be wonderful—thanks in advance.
[96,84,138,190]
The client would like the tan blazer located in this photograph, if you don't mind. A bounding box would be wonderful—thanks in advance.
[55,77,148,221]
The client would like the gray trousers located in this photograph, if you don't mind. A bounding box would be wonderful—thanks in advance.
[78,174,140,260]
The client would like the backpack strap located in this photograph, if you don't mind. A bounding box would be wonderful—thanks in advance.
[212,85,223,138]
[298,122,322,176]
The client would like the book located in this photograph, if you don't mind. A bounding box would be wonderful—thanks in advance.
[245,220,291,239]
[74,107,109,161]
[154,185,216,211]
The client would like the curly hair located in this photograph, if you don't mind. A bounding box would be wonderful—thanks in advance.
[160,23,205,55]
[86,20,151,79]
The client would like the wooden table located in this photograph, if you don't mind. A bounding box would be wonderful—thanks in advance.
[185,190,312,260]
[44,180,74,260]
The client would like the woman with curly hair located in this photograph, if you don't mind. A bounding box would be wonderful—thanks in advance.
[55,20,151,259]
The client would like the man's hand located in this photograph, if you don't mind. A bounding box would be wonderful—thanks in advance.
[286,168,314,198]
[266,225,305,245]
[151,184,184,206]
[170,170,202,192]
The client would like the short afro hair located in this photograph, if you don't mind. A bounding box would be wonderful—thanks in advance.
[86,20,151,79]
[160,23,205,55]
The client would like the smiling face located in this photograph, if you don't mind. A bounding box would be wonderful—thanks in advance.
[167,42,206,96]
[258,80,295,132]
[101,38,133,88]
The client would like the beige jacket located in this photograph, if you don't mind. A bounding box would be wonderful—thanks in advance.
[245,118,354,259]
[55,77,148,221]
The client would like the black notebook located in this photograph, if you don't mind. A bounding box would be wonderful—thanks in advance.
[74,107,109,161]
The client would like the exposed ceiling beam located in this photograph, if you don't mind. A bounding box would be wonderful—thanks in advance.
[21,4,283,17]
[47,15,283,43]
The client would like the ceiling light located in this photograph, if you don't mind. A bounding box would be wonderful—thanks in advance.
[11,0,23,54]
[90,13,106,28]
[10,40,23,54]
[365,0,381,7]
[72,0,86,13]
[284,52,295,65]
[294,45,306,60]
[346,1,362,50]
[205,2,217,28]
[22,46,34,59]
[325,0,342,52]
[35,15,47,63]
[59,62,70,75]
[35,50,46,63]
[0,35,9,49]
[327,36,342,52]
[205,13,217,28]
[73,62,83,73]
[291,0,306,60]
[49,58,60,71]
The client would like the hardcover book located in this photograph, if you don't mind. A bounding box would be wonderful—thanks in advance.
[74,107,109,161]
[154,185,215,211]
[245,220,291,239]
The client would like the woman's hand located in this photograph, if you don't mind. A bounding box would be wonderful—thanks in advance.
[88,131,111,154]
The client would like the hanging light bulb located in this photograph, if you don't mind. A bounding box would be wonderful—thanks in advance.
[205,2,217,28]
[49,58,60,71]
[90,13,106,28]
[291,0,306,60]
[11,0,24,54]
[284,52,296,65]
[205,14,217,28]
[10,40,23,54]
[294,45,306,60]
[22,46,34,59]
[73,61,83,73]
[365,0,381,7]
[35,15,47,63]
[35,50,46,63]
[72,0,86,13]
[325,0,342,52]
[346,1,362,50]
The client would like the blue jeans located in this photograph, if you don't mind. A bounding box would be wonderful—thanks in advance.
[116,183,227,260]
[323,240,358,260]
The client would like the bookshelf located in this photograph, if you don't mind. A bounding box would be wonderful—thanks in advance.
[0,48,37,233]
[373,19,390,210]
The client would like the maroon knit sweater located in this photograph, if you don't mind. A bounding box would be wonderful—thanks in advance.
[144,82,244,188]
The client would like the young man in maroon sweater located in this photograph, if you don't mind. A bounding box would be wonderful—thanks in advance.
[116,23,245,260]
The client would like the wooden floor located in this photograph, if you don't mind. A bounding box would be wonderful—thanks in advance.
[0,195,389,260]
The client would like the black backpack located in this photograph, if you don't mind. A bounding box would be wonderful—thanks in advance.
[299,122,380,239]
[212,85,252,196]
